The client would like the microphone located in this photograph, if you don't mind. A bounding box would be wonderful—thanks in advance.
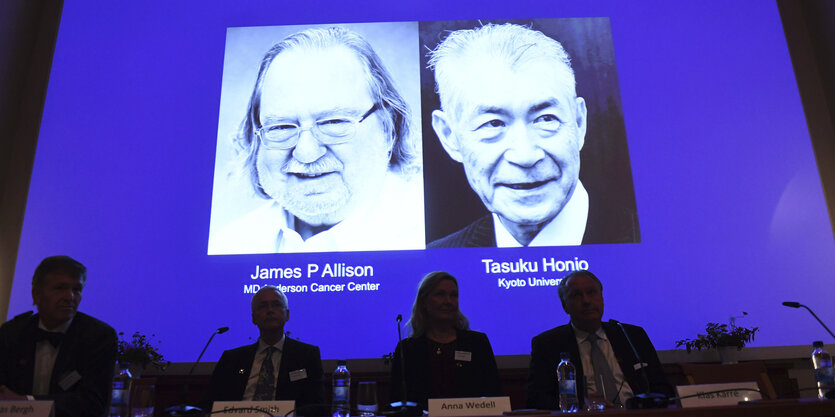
[189,326,229,375]
[166,326,230,416]
[782,301,835,340]
[388,314,419,416]
[608,319,668,409]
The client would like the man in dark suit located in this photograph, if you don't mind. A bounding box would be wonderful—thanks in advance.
[525,270,671,410]
[425,23,639,249]
[428,204,638,248]
[204,285,324,415]
[0,256,117,417]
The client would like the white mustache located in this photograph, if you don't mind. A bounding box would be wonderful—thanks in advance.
[281,155,344,175]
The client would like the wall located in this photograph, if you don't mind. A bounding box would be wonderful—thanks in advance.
[0,1,833,335]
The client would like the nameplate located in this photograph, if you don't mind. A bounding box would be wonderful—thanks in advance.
[0,401,54,417]
[676,382,761,408]
[428,396,510,416]
[212,400,296,416]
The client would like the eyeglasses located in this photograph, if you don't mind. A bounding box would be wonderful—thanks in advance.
[256,103,379,150]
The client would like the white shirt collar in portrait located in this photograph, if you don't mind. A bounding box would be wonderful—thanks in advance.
[208,171,425,254]
[493,180,589,247]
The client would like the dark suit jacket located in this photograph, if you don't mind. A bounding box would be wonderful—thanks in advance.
[428,194,639,248]
[0,311,117,417]
[204,337,325,416]
[389,330,503,411]
[525,322,672,410]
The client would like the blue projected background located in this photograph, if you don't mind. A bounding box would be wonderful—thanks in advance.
[9,1,835,362]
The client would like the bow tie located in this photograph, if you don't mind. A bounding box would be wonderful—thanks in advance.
[36,328,64,347]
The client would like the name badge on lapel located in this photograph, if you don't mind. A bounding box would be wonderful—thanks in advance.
[289,369,308,381]
[59,371,81,391]
[454,351,472,362]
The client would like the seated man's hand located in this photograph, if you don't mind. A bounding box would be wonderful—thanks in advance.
[0,386,27,400]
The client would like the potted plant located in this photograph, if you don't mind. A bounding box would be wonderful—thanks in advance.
[117,331,169,377]
[675,322,759,364]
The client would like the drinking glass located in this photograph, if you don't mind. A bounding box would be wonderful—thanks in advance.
[132,383,155,417]
[584,375,606,411]
[356,381,378,417]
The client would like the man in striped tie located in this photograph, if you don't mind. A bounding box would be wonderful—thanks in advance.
[205,286,324,415]
[525,270,672,410]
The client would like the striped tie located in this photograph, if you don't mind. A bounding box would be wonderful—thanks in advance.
[587,333,619,403]
[253,346,276,400]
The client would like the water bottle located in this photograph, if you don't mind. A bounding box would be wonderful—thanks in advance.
[557,352,578,413]
[812,341,834,399]
[110,362,133,417]
[332,360,351,417]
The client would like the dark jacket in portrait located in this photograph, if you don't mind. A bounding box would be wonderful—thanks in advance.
[428,194,639,248]
[389,329,503,411]
[204,337,325,415]
[0,311,117,417]
[525,321,672,410]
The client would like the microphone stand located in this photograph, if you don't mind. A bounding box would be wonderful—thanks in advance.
[782,302,835,399]
[782,301,835,340]
[389,315,419,416]
[166,327,229,417]
[609,320,668,409]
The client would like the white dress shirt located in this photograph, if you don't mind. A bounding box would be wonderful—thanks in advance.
[33,318,73,395]
[571,324,634,405]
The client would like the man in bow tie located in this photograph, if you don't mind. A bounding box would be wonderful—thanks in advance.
[0,256,118,417]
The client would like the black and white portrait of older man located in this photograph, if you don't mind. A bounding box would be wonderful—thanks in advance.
[422,19,640,248]
[208,22,424,254]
